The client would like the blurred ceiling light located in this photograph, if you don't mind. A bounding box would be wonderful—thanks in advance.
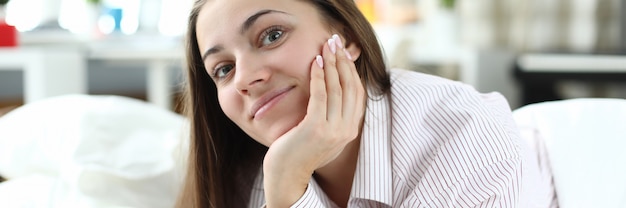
[5,0,43,31]
[157,0,191,36]
[58,0,91,34]
[119,0,139,35]
[98,14,115,34]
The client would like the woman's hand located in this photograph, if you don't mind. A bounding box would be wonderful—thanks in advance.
[263,34,365,207]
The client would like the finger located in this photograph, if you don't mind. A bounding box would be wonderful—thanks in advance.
[352,63,365,129]
[331,35,363,142]
[323,36,342,122]
[305,55,327,123]
[351,58,365,130]
[332,35,356,121]
[336,38,365,134]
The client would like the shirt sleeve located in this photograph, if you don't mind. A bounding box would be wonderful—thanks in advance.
[289,179,338,208]
[392,97,525,207]
[463,158,522,208]
[250,171,339,208]
[399,157,523,207]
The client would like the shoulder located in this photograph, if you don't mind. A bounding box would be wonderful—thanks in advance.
[386,68,521,183]
[386,68,513,127]
[386,68,519,153]
[388,68,483,100]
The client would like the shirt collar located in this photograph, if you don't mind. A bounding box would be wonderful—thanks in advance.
[350,92,393,206]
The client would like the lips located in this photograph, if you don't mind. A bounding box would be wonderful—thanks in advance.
[250,86,294,119]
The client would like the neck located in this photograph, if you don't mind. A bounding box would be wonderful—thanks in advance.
[313,136,361,207]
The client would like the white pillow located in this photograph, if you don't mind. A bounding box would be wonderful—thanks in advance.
[513,98,626,208]
[0,94,187,208]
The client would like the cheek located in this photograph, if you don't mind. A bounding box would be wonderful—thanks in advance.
[287,54,312,79]
[217,88,243,121]
[270,40,318,80]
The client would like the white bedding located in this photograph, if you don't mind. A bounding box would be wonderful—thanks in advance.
[513,98,626,208]
[0,94,188,208]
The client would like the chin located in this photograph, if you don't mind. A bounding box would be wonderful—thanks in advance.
[263,114,304,145]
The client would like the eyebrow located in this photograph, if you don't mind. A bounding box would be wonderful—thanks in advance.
[201,9,288,61]
[202,45,223,61]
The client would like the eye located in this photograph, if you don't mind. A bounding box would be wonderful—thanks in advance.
[213,64,234,79]
[260,26,284,46]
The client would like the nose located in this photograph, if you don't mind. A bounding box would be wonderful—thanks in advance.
[234,55,270,96]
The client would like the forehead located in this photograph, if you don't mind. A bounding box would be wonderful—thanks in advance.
[195,0,323,50]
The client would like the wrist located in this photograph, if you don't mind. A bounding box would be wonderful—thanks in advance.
[263,166,312,207]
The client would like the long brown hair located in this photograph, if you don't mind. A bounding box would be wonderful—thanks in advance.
[176,0,390,207]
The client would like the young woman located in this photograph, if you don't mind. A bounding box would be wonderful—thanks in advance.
[177,0,554,207]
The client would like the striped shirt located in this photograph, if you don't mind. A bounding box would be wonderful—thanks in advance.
[249,69,554,207]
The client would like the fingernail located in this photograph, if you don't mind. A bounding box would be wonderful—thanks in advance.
[316,55,324,68]
[332,34,343,49]
[327,38,336,54]
[343,48,353,60]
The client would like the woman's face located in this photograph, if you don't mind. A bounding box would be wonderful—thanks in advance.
[196,0,335,146]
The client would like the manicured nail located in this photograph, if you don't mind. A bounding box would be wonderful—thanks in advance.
[332,34,343,49]
[327,38,336,54]
[343,48,353,61]
[316,55,324,68]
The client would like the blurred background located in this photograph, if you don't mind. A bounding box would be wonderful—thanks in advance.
[1,0,625,114]
[1,1,624,207]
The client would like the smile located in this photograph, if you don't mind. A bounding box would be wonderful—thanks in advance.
[250,86,295,120]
